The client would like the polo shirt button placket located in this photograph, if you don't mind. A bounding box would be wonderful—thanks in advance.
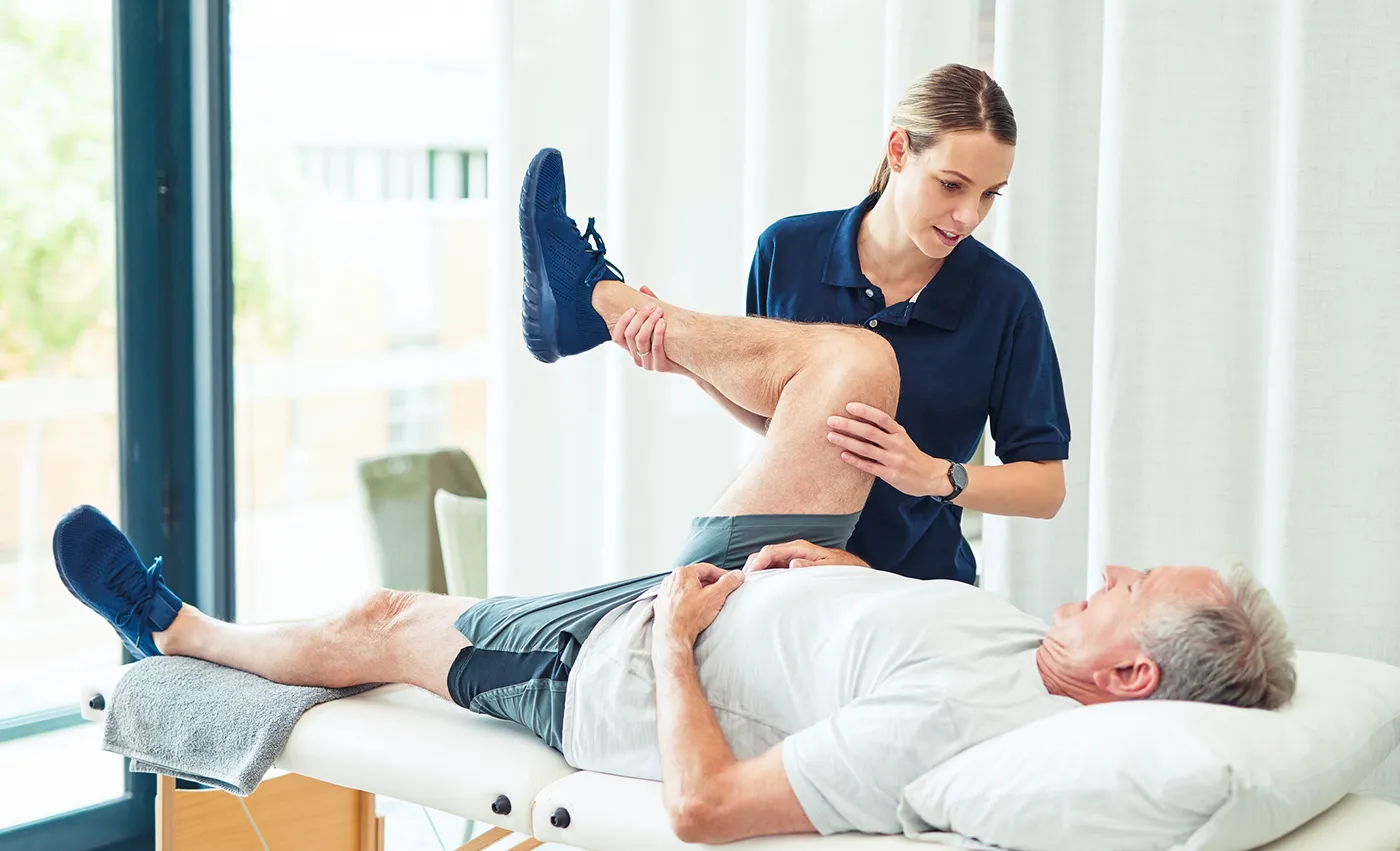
[868,319,879,329]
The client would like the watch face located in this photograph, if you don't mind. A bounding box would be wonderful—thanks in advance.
[950,463,969,489]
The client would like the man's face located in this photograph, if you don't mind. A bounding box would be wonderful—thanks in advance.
[1046,565,1226,681]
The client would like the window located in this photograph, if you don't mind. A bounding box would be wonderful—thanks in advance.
[0,0,127,829]
[430,148,487,200]
[230,0,491,624]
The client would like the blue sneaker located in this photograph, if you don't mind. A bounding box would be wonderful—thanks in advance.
[519,147,624,363]
[53,505,183,659]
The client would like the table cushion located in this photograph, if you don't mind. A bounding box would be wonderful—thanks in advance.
[81,666,575,834]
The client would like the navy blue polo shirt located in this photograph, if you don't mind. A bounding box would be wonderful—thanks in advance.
[747,194,1070,582]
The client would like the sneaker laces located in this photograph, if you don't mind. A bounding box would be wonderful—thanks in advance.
[580,217,624,285]
[111,555,167,634]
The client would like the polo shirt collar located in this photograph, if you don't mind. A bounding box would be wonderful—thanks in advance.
[820,192,981,331]
[820,193,879,289]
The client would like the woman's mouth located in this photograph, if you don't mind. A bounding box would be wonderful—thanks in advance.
[934,226,962,246]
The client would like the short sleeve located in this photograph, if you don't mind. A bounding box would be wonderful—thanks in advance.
[989,309,1071,464]
[746,227,776,318]
[781,695,949,836]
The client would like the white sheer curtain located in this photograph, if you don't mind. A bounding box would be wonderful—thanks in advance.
[486,0,1400,799]
[485,0,981,597]
[985,0,1400,800]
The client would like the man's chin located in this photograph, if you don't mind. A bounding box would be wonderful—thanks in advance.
[1051,600,1087,626]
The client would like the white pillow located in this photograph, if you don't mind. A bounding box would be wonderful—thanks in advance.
[897,651,1400,851]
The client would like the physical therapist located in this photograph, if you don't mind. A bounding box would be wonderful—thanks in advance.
[616,63,1069,582]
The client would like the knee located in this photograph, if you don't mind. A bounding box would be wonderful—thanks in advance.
[824,328,900,410]
[345,588,421,636]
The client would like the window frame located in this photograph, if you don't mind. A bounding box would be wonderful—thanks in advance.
[0,0,233,846]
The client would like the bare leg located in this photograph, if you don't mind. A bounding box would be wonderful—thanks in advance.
[592,279,900,515]
[152,590,476,701]
[594,281,823,418]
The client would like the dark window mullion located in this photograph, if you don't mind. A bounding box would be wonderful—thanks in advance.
[0,797,152,851]
[0,1,233,848]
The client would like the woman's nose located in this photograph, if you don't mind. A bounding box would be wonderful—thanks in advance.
[953,203,978,230]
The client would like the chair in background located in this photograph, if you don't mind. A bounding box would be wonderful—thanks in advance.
[435,488,489,846]
[434,490,487,599]
[357,447,485,595]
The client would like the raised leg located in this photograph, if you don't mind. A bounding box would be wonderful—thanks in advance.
[592,280,900,515]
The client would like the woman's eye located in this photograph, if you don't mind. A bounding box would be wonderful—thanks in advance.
[940,180,959,191]
[984,190,1002,199]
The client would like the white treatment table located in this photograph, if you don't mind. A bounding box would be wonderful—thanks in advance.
[80,668,1400,850]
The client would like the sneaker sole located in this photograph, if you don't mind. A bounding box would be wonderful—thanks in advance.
[520,148,562,364]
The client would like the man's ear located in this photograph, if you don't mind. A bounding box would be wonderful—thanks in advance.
[1092,655,1160,701]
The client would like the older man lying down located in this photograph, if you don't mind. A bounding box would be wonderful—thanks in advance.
[52,155,1296,844]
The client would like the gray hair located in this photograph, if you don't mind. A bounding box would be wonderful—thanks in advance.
[1135,560,1297,710]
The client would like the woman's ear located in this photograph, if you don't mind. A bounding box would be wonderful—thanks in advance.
[887,128,909,173]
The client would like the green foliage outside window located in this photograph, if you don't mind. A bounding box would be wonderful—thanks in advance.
[0,3,284,381]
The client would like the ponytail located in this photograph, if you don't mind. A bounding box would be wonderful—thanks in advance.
[869,156,891,195]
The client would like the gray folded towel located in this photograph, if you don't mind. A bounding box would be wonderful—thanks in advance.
[101,656,377,796]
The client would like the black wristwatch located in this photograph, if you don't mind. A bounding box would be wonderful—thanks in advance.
[933,460,968,503]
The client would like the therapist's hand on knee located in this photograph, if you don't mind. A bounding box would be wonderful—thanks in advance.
[654,563,744,647]
[613,286,692,377]
[743,540,870,573]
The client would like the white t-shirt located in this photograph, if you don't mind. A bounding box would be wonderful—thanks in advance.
[561,566,1080,835]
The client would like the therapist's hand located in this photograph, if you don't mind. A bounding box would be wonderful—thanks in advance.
[612,286,694,378]
[743,540,870,572]
[828,402,949,498]
[653,562,745,648]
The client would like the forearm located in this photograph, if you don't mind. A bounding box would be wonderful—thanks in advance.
[654,639,738,816]
[944,460,1065,519]
[694,376,769,435]
[650,568,816,844]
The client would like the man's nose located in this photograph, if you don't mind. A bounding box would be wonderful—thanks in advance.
[1102,564,1137,589]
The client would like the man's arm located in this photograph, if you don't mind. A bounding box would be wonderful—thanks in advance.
[651,564,816,844]
[654,639,815,843]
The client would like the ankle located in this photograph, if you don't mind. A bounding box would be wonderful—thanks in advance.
[591,280,650,327]
[151,604,193,656]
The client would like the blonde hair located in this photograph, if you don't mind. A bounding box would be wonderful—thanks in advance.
[870,63,1017,195]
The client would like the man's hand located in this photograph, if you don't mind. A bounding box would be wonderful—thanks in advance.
[742,539,870,573]
[653,563,745,648]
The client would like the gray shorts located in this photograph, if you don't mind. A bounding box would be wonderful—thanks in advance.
[445,510,861,749]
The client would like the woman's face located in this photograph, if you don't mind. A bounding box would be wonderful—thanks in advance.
[890,129,1015,259]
